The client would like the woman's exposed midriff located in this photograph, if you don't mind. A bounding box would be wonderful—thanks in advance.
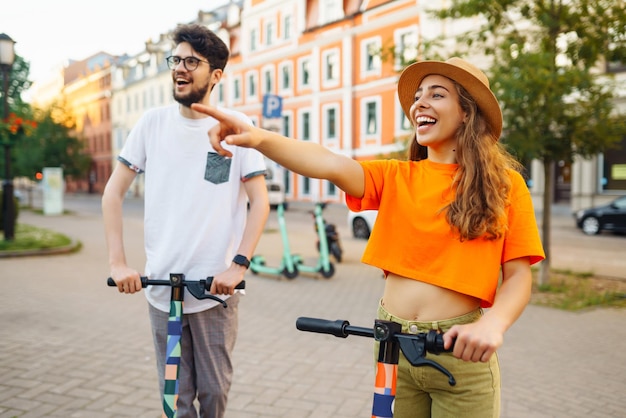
[381,272,481,321]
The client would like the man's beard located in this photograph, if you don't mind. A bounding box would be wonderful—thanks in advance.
[173,82,210,108]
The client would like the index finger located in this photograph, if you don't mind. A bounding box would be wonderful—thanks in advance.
[191,103,229,121]
[191,103,241,157]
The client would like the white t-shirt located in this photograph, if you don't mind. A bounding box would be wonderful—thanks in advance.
[119,104,266,313]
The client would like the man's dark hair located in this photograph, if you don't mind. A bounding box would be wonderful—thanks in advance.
[171,24,229,71]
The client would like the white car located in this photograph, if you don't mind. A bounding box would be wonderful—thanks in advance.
[347,210,378,239]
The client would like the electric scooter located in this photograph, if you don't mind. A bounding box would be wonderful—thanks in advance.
[294,202,335,278]
[108,275,245,418]
[249,202,299,279]
[314,205,343,263]
[296,317,455,418]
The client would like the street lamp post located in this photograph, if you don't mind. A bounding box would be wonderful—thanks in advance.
[0,33,16,240]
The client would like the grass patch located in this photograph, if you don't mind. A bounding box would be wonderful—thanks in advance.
[0,224,73,251]
[532,269,626,311]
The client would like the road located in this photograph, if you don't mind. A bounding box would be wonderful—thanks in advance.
[0,193,624,417]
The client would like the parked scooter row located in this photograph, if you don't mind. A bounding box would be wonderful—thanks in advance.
[249,202,342,279]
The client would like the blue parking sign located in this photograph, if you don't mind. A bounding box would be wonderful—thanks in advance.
[263,94,283,119]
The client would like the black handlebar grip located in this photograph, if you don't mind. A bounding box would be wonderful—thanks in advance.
[426,330,454,354]
[296,317,350,338]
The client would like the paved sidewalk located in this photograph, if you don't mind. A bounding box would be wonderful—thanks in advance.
[0,195,624,417]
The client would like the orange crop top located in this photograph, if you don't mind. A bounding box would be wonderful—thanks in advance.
[346,159,545,308]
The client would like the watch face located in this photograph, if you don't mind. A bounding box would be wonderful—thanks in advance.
[234,255,250,268]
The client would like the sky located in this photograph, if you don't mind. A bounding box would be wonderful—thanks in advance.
[1,0,229,86]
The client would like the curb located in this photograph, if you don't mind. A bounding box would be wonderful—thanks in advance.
[0,239,81,258]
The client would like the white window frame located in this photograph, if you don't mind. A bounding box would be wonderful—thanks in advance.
[231,75,242,103]
[298,56,311,89]
[217,83,225,105]
[323,180,338,200]
[394,26,419,70]
[322,49,340,88]
[361,37,382,76]
[282,14,293,40]
[395,96,412,136]
[246,70,258,102]
[264,18,276,47]
[298,108,312,141]
[322,103,340,146]
[319,0,344,26]
[361,96,382,144]
[261,65,275,95]
[278,61,293,95]
[282,110,293,138]
[299,175,313,199]
[249,26,259,52]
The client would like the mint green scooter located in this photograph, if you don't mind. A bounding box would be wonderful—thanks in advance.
[293,202,335,279]
[249,203,299,279]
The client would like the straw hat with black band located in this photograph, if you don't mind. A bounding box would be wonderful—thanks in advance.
[397,57,503,140]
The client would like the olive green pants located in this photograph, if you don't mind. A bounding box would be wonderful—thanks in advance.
[377,302,501,418]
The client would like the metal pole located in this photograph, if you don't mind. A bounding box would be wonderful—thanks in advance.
[2,65,14,240]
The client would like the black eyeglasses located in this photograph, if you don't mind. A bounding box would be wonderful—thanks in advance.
[166,55,210,71]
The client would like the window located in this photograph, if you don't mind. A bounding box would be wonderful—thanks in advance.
[298,57,311,88]
[302,176,311,196]
[250,27,258,52]
[299,110,311,141]
[217,83,224,104]
[602,136,626,190]
[232,77,241,101]
[395,97,412,134]
[395,27,418,69]
[322,103,340,144]
[326,181,337,198]
[322,49,340,87]
[320,0,344,25]
[279,62,292,93]
[283,15,292,40]
[265,20,275,46]
[262,66,274,95]
[282,112,292,137]
[363,98,380,138]
[362,38,382,75]
[246,71,258,100]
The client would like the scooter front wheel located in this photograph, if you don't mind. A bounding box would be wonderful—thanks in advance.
[282,265,299,279]
[320,263,335,279]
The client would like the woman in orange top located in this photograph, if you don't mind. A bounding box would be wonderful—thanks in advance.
[193,57,545,418]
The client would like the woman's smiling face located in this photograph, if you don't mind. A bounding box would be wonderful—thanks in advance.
[410,74,466,153]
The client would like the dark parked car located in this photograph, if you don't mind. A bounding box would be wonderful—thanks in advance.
[574,196,626,235]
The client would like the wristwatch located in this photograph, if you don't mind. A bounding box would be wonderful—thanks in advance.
[232,254,250,269]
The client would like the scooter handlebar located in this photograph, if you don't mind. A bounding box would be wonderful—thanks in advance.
[106,277,245,290]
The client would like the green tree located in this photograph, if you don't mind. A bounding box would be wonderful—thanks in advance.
[0,54,32,117]
[431,0,626,284]
[13,102,91,180]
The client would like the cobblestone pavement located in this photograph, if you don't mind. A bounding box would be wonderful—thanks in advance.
[0,194,624,417]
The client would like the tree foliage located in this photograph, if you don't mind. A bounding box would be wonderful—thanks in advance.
[0,55,32,117]
[1,55,91,181]
[12,103,91,180]
[429,0,626,284]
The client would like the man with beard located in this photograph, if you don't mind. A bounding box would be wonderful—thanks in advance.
[102,24,270,418]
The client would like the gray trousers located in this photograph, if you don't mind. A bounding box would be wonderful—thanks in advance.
[148,294,240,418]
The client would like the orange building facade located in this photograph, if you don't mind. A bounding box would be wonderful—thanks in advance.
[217,0,420,204]
[62,52,118,194]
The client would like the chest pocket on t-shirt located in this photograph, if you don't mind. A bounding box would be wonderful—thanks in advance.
[204,152,231,184]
